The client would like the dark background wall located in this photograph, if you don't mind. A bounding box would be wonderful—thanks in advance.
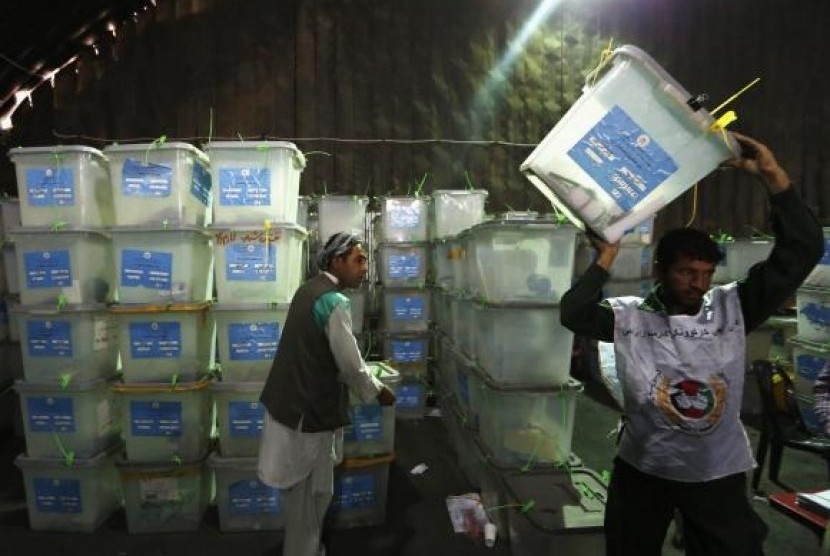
[2,0,827,236]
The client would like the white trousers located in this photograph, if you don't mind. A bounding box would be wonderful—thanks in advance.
[280,444,335,556]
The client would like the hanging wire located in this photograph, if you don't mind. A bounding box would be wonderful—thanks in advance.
[52,130,539,148]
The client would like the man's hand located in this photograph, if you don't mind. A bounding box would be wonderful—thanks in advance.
[586,229,621,272]
[724,132,790,194]
[377,385,397,406]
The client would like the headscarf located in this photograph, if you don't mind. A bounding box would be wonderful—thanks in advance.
[317,232,360,270]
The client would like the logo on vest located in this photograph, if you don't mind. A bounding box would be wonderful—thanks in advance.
[651,372,728,435]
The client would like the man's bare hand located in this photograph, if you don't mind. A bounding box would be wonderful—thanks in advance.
[377,386,397,406]
[723,132,790,194]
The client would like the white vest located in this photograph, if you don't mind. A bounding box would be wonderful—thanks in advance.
[609,283,755,482]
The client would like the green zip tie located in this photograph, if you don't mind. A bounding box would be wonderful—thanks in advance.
[463,171,474,191]
[711,230,733,243]
[49,219,67,232]
[162,217,171,229]
[415,172,428,197]
[601,470,612,485]
[170,373,179,387]
[574,479,600,500]
[485,499,535,514]
[172,454,182,466]
[58,374,72,389]
[53,434,75,467]
[207,107,214,146]
[144,135,167,165]
[520,433,542,472]
[56,294,67,310]
[746,225,773,241]
[236,132,245,143]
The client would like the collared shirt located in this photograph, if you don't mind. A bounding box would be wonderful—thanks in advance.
[258,273,383,489]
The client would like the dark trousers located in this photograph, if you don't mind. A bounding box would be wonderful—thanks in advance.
[605,458,768,556]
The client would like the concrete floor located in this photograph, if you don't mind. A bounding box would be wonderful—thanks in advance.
[0,371,826,555]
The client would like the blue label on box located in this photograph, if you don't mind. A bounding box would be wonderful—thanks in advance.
[228,479,281,516]
[121,158,172,197]
[343,405,383,442]
[228,322,280,360]
[797,354,828,382]
[129,321,181,358]
[799,403,822,434]
[228,401,265,437]
[27,320,73,357]
[457,369,470,406]
[121,249,173,291]
[391,339,425,363]
[332,473,376,511]
[28,397,76,433]
[191,162,212,206]
[568,105,678,212]
[388,255,420,279]
[24,250,72,288]
[219,168,271,206]
[396,383,423,410]
[389,203,421,228]
[820,238,830,266]
[802,303,830,330]
[26,167,75,206]
[392,295,424,321]
[225,243,277,282]
[34,478,82,514]
[130,400,183,436]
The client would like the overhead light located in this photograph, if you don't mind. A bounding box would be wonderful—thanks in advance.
[14,89,31,104]
[107,22,117,37]
[44,69,58,87]
[1,113,13,131]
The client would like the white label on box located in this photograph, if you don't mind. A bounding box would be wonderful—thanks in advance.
[140,478,181,502]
